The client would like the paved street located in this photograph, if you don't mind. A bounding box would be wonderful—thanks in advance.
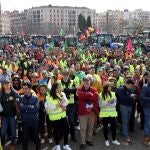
[4,122,150,150]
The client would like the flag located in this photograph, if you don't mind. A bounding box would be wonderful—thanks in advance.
[77,47,83,55]
[21,32,25,38]
[127,38,133,52]
[62,40,68,50]
[48,40,55,51]
[95,27,100,35]
[60,28,64,36]
[135,47,142,56]
[86,30,90,37]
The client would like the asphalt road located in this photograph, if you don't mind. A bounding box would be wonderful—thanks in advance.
[4,122,150,150]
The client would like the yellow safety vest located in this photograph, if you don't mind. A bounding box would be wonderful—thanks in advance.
[58,80,75,104]
[46,95,66,121]
[129,65,140,75]
[99,92,117,118]
[116,76,124,88]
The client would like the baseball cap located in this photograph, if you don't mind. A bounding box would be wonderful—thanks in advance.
[2,79,11,84]
[42,70,47,74]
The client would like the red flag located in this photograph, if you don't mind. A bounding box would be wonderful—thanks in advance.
[127,38,133,53]
[21,32,25,38]
[96,28,100,35]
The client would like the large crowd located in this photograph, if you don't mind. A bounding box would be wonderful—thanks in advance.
[0,45,150,150]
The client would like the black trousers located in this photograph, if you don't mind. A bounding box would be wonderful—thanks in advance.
[51,118,69,145]
[22,122,40,150]
[39,112,53,139]
[102,117,117,141]
[66,104,76,138]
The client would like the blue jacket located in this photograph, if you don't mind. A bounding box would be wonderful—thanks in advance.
[118,85,134,107]
[19,94,39,126]
[140,83,150,109]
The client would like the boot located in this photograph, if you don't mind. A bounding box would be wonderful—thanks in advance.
[10,144,15,150]
[143,138,150,146]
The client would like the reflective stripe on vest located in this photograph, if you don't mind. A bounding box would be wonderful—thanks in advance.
[59,80,75,104]
[46,95,66,121]
[99,92,117,118]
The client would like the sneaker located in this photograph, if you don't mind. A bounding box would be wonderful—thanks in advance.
[56,145,61,150]
[143,138,150,146]
[63,145,72,150]
[124,137,131,145]
[112,140,120,145]
[48,138,53,144]
[105,140,110,146]
[41,138,45,144]
[126,137,131,143]
[71,137,77,142]
[80,144,86,150]
[86,141,94,146]
[75,126,80,131]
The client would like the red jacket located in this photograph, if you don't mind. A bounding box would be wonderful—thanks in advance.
[77,87,99,116]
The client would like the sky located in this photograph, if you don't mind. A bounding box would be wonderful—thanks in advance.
[1,0,150,12]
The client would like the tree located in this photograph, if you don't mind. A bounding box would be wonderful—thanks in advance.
[87,16,92,27]
[78,14,87,32]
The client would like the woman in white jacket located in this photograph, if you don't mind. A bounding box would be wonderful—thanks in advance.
[45,82,71,150]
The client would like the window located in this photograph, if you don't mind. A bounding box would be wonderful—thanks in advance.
[41,10,43,13]
[37,10,40,14]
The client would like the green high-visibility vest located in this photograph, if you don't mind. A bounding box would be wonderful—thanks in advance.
[46,95,66,121]
[58,80,75,104]
[116,76,124,88]
[99,92,117,118]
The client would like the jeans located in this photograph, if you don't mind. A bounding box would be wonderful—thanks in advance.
[67,104,76,138]
[1,116,16,145]
[143,108,150,138]
[120,105,132,138]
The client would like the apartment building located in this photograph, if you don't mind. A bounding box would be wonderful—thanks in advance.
[26,5,96,34]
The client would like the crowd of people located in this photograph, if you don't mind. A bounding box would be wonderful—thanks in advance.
[0,45,150,150]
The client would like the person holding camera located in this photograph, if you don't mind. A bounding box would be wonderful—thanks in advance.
[99,81,120,147]
[77,75,99,150]
[118,79,136,144]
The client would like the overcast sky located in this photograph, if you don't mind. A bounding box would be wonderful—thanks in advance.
[1,0,150,12]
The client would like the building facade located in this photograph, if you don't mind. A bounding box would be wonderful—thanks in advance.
[10,10,27,34]
[0,12,11,35]
[26,5,96,34]
[96,10,124,35]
